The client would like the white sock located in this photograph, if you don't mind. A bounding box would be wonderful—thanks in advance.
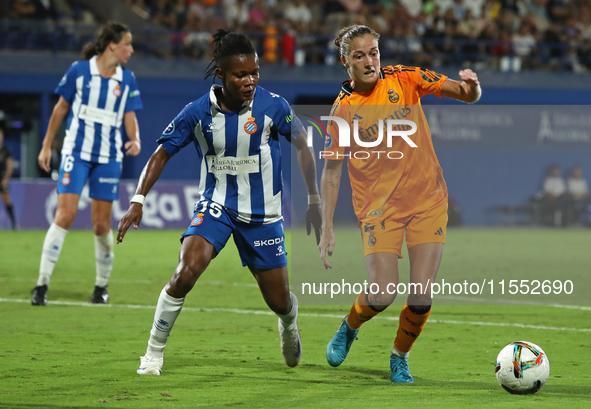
[146,288,185,358]
[37,223,68,286]
[277,292,298,326]
[94,231,114,287]
[391,345,410,359]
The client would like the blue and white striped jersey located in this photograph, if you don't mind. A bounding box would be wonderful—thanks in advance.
[56,55,142,164]
[158,85,303,224]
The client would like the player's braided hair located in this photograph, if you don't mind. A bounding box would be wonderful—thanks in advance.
[334,25,380,60]
[81,22,129,60]
[205,29,256,79]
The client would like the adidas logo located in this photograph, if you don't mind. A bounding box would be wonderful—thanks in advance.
[434,227,444,236]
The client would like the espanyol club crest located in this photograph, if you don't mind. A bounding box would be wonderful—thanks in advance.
[113,85,122,97]
[62,173,71,186]
[191,213,205,226]
[244,117,257,134]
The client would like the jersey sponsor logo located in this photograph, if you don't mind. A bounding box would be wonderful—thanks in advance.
[207,155,259,176]
[244,117,257,134]
[62,173,71,186]
[59,74,67,86]
[191,212,205,226]
[98,177,119,184]
[371,209,383,217]
[78,105,118,127]
[388,89,400,103]
[254,236,284,247]
[113,85,122,97]
[163,121,175,135]
[129,90,140,98]
[285,114,292,123]
[206,122,218,133]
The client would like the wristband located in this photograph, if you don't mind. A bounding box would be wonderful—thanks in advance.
[130,194,145,205]
[308,194,321,205]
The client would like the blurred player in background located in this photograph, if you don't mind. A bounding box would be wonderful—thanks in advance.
[318,25,481,383]
[31,22,142,306]
[117,30,321,375]
[0,127,17,230]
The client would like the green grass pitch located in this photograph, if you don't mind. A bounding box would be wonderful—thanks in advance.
[0,228,590,408]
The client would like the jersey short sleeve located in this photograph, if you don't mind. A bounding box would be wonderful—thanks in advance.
[55,62,79,103]
[324,96,350,160]
[157,102,198,156]
[405,66,448,98]
[124,71,143,113]
[272,96,303,140]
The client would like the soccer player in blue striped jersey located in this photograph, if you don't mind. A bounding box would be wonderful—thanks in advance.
[117,30,321,375]
[32,22,142,306]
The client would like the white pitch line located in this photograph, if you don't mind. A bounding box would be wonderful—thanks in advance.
[0,277,259,287]
[1,298,589,333]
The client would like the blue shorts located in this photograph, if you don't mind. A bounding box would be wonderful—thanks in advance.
[57,155,121,201]
[181,199,287,270]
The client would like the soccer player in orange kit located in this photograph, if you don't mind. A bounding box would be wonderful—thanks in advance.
[318,25,481,383]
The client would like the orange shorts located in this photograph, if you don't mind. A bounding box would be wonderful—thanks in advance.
[359,199,448,258]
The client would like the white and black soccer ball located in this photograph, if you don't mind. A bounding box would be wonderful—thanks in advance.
[495,341,550,394]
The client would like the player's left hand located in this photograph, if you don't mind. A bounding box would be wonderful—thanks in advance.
[306,204,322,245]
[117,203,143,243]
[125,140,141,156]
[459,69,480,87]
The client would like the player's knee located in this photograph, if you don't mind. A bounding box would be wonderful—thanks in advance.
[168,256,210,296]
[267,296,291,315]
[92,219,111,236]
[369,292,396,309]
[54,208,76,229]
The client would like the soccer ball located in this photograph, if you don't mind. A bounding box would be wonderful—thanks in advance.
[495,341,550,394]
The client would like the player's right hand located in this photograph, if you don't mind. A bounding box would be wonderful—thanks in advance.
[38,147,52,173]
[318,228,335,269]
[117,203,143,243]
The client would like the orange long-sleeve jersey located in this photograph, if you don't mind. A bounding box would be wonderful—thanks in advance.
[325,65,449,222]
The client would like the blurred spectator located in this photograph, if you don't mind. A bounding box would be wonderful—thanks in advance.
[284,0,313,32]
[248,0,267,32]
[340,0,362,13]
[224,0,249,29]
[542,23,567,69]
[0,127,16,230]
[150,0,173,28]
[451,0,467,20]
[10,0,58,21]
[263,22,278,62]
[281,21,296,65]
[537,164,567,226]
[546,0,571,25]
[565,165,590,225]
[512,21,538,69]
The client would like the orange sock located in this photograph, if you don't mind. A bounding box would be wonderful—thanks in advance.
[347,293,383,329]
[394,301,431,355]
